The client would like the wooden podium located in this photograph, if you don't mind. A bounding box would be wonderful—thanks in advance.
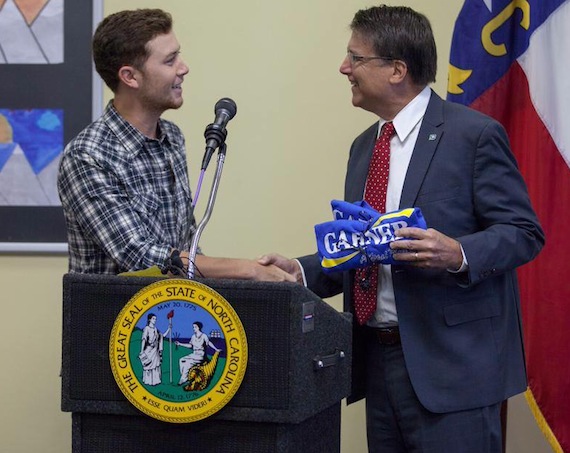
[61,273,352,452]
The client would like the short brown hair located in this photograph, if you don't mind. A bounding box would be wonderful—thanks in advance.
[92,9,173,92]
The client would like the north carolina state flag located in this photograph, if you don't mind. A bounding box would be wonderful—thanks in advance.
[447,0,570,451]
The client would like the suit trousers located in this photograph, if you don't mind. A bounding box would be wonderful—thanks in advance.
[365,337,502,453]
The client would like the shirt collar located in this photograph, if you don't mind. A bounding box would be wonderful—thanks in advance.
[103,101,173,156]
[378,86,431,141]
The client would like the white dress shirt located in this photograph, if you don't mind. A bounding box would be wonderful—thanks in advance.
[369,86,432,327]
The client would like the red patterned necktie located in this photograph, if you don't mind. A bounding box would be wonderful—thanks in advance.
[352,122,395,325]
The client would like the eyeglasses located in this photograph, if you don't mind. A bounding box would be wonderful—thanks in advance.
[346,51,395,65]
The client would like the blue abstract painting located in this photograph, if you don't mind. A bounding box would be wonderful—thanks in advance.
[0,108,63,205]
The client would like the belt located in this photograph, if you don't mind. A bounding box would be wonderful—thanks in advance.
[369,326,401,345]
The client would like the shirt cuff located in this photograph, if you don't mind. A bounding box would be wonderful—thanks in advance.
[293,258,308,287]
[447,244,468,273]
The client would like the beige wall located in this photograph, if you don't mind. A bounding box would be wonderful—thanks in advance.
[0,1,553,452]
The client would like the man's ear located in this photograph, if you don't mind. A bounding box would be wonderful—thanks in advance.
[390,60,408,84]
[118,65,139,89]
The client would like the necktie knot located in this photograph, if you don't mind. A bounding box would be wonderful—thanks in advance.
[380,121,395,140]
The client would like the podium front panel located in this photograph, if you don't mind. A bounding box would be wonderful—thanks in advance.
[62,273,352,423]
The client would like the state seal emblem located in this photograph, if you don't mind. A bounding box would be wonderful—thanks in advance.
[109,279,248,423]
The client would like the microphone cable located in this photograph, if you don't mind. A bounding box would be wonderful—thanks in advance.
[162,249,205,278]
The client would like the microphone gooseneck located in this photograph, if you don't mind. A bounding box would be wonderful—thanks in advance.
[188,98,237,279]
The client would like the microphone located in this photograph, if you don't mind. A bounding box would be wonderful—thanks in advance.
[201,98,237,170]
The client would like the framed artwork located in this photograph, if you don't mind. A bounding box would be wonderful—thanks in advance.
[0,0,102,252]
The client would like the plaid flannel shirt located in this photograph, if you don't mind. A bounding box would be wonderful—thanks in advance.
[57,101,198,274]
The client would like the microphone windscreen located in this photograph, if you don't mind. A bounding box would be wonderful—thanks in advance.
[215,98,237,120]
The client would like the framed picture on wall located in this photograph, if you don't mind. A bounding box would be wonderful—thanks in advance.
[0,0,103,252]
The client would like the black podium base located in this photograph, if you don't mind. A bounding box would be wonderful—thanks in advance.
[72,402,341,453]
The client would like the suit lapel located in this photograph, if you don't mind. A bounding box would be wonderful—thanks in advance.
[399,91,445,209]
[346,124,378,202]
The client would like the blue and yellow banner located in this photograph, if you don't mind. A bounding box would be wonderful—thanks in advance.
[314,200,427,273]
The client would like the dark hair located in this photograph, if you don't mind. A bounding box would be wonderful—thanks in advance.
[92,9,173,92]
[147,313,156,324]
[350,5,437,85]
[193,321,203,331]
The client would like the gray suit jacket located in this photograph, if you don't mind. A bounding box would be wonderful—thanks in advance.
[299,91,544,413]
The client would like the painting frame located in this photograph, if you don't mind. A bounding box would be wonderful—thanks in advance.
[0,0,103,253]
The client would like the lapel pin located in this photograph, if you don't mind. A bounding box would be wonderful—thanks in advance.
[428,133,437,141]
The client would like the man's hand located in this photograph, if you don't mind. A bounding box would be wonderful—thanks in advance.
[258,253,304,284]
[192,255,296,282]
[246,260,297,282]
[390,227,463,270]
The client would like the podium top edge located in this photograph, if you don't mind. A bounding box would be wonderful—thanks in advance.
[62,272,314,295]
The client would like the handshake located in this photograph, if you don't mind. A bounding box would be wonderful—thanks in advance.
[257,199,464,278]
[190,201,462,283]
[257,200,427,280]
